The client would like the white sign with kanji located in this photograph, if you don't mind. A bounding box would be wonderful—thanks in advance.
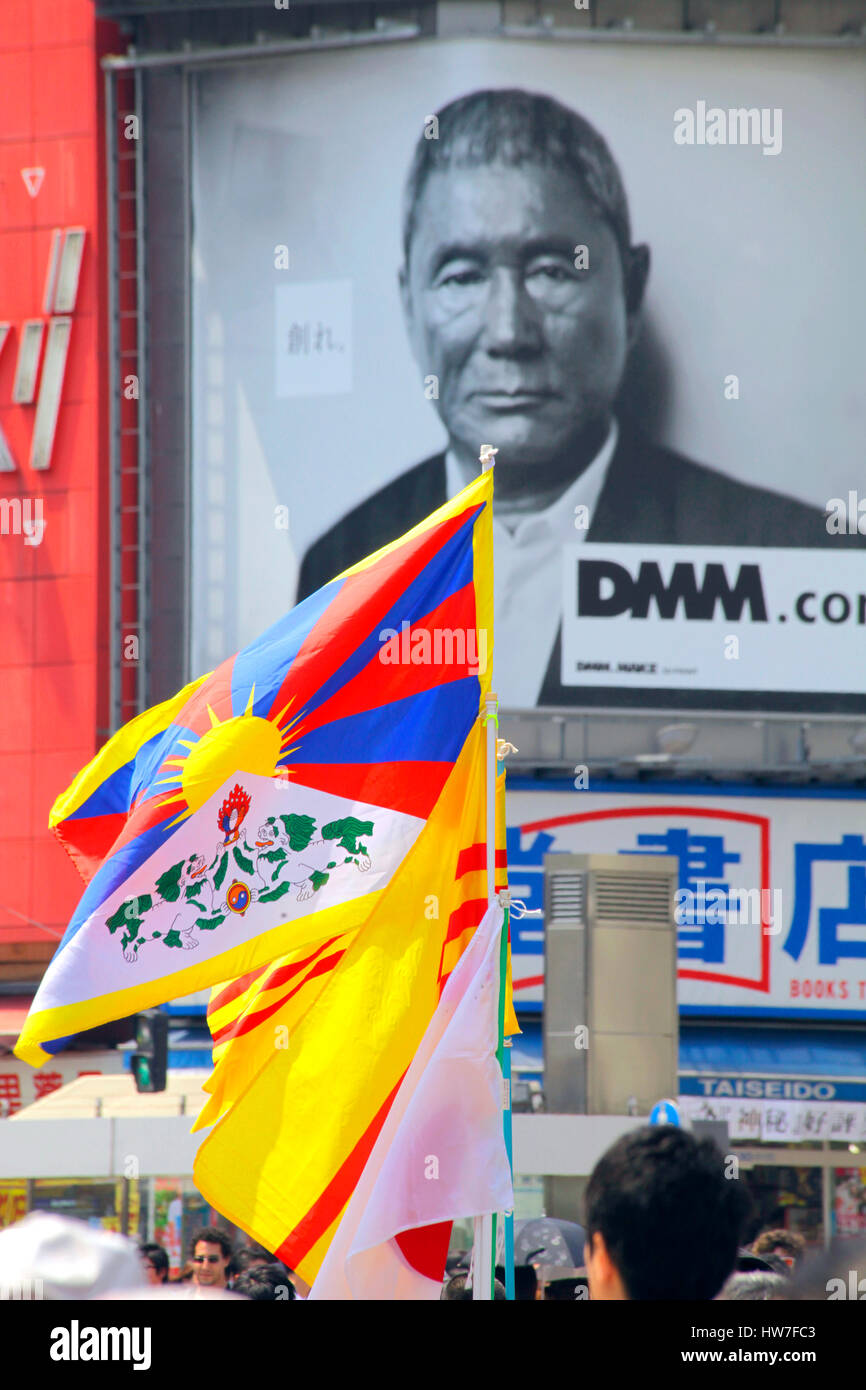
[679,1093,866,1144]
[0,1051,126,1118]
[274,279,352,398]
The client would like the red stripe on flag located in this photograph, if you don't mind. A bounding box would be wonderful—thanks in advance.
[211,949,344,1046]
[285,760,452,821]
[437,878,507,995]
[454,844,508,878]
[441,879,508,949]
[173,653,236,738]
[443,896,488,947]
[255,937,340,996]
[267,504,483,722]
[53,812,129,885]
[275,1072,407,1270]
[210,938,342,1022]
[298,584,479,737]
[208,965,268,1018]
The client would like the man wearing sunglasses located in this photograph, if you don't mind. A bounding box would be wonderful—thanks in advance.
[189,1227,233,1290]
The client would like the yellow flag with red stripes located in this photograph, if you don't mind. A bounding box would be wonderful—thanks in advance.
[192,470,519,1287]
[197,758,517,1138]
[194,721,508,1285]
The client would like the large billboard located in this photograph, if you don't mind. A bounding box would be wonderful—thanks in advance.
[190,37,866,713]
[506,784,866,1022]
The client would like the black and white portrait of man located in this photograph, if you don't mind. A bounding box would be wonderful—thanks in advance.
[189,43,865,704]
[297,89,862,706]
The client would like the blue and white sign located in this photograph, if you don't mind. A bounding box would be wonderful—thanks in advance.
[507,786,866,1020]
[649,1099,681,1127]
[679,1082,866,1144]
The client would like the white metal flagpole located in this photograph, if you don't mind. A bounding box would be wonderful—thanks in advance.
[471,687,499,1301]
[472,443,498,1303]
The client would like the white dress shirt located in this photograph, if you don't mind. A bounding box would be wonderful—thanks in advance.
[445,421,618,707]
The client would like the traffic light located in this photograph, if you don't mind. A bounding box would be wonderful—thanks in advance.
[131,1010,168,1093]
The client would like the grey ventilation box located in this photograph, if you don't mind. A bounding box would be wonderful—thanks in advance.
[543,853,678,1116]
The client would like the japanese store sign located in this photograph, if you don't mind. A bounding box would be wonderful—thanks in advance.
[679,1077,866,1143]
[678,1094,866,1144]
[0,1051,125,1117]
[506,787,866,1018]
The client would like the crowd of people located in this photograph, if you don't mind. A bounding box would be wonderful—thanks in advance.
[120,1127,866,1302]
[138,1228,305,1300]
[442,1127,849,1301]
[0,1126,862,1300]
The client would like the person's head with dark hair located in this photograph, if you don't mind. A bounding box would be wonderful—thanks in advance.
[402,90,634,272]
[399,88,649,497]
[232,1264,296,1301]
[583,1126,750,1301]
[717,1271,789,1301]
[495,1262,538,1301]
[544,1276,586,1300]
[752,1228,805,1270]
[139,1241,169,1285]
[189,1226,233,1290]
[232,1246,278,1276]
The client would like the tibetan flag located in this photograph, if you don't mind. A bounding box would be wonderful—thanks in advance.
[193,716,508,1286]
[308,903,513,1301]
[196,752,515,1135]
[15,470,493,1066]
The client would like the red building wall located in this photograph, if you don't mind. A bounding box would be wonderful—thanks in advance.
[0,0,115,978]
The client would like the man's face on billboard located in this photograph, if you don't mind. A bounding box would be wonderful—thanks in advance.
[401,161,638,472]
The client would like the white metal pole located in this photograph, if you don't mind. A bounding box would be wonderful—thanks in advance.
[472,688,499,1301]
[470,446,498,1302]
[485,692,497,912]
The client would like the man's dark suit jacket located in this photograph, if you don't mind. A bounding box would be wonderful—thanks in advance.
[297,428,863,705]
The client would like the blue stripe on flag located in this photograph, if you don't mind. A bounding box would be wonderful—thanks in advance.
[300,512,477,722]
[232,578,344,720]
[294,677,478,767]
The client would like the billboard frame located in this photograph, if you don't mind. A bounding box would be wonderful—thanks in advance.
[101,23,866,776]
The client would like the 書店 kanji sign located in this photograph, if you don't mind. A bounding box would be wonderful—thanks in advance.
[506,786,866,1019]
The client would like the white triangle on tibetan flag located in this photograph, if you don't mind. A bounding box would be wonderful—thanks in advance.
[308,903,513,1301]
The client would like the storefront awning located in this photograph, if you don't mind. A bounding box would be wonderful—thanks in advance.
[10,1071,211,1120]
[680,1025,866,1080]
[0,996,33,1041]
[512,1023,866,1084]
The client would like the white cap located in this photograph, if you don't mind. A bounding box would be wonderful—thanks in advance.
[0,1212,148,1300]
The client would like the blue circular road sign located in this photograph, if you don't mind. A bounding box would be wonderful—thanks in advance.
[649,1099,681,1127]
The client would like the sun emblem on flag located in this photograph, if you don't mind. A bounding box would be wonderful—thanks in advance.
[152,687,303,827]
